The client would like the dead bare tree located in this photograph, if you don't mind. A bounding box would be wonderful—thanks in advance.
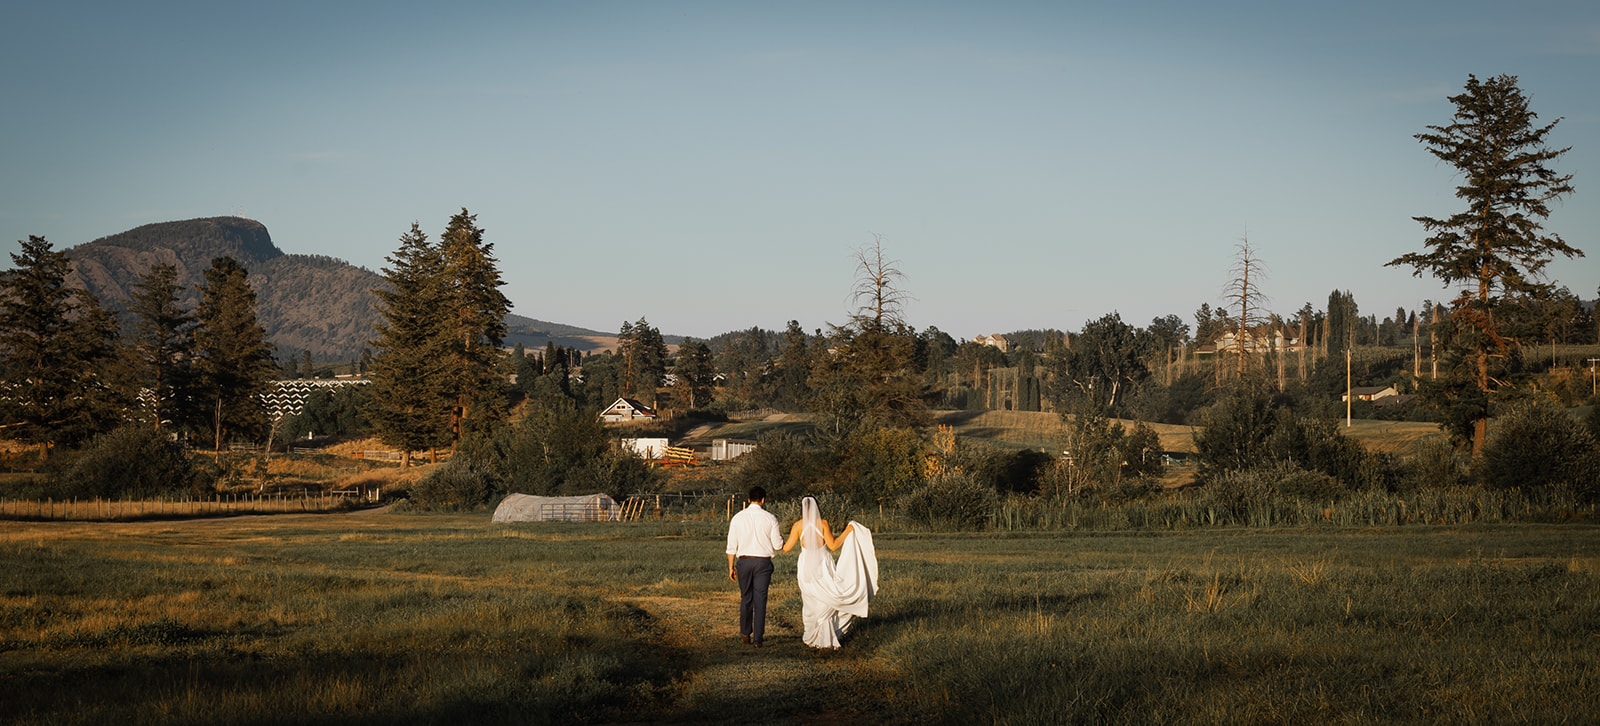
[850,233,912,332]
[1221,234,1270,380]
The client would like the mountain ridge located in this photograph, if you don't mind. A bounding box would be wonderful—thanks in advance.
[61,216,615,359]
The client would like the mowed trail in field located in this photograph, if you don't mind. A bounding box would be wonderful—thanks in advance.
[621,590,872,720]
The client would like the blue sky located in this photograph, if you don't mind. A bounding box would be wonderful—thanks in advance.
[3,1,1596,341]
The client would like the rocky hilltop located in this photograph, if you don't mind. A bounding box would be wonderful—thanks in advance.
[63,217,609,360]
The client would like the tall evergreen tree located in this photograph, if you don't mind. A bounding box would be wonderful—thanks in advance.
[674,338,716,409]
[1326,290,1359,353]
[366,223,452,467]
[775,320,812,408]
[437,209,510,444]
[618,317,667,404]
[194,256,277,450]
[129,263,197,431]
[1387,74,1581,453]
[0,236,129,451]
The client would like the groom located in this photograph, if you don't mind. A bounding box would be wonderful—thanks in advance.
[726,486,783,647]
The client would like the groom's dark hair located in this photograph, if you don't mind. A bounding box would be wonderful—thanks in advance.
[748,486,767,503]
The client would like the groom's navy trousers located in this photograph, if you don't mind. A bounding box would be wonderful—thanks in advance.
[736,555,774,643]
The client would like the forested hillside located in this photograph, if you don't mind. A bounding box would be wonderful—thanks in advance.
[61,217,609,359]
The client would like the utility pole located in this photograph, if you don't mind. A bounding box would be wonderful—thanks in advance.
[1345,347,1352,428]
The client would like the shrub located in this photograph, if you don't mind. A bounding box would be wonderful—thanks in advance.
[409,455,502,511]
[1399,437,1467,491]
[1476,397,1600,499]
[899,471,998,530]
[733,432,828,500]
[1196,380,1375,487]
[1201,462,1343,522]
[408,398,663,510]
[56,426,204,499]
[835,426,925,506]
[956,446,1054,495]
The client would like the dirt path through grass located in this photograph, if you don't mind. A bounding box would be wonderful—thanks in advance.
[621,590,874,721]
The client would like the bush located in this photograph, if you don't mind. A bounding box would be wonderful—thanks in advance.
[56,426,204,499]
[1196,380,1376,487]
[733,432,828,500]
[409,456,502,511]
[835,426,925,506]
[955,446,1054,495]
[899,471,998,530]
[1399,437,1467,491]
[1199,462,1341,522]
[1477,397,1600,499]
[409,398,663,510]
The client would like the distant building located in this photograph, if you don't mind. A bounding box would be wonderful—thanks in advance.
[600,397,657,422]
[1343,386,1399,403]
[1201,326,1305,355]
[974,333,1009,352]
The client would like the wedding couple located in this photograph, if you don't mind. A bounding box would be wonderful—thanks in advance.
[724,486,879,649]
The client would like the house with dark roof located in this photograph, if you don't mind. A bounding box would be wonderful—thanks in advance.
[600,397,657,422]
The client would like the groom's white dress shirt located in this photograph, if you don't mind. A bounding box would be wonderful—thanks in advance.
[726,503,783,558]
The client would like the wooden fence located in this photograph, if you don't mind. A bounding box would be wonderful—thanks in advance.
[0,492,366,521]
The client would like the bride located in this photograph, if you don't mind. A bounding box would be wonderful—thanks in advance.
[781,496,878,648]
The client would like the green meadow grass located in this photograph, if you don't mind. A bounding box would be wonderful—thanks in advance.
[2,514,1597,724]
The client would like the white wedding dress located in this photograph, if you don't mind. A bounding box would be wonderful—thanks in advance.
[796,497,879,649]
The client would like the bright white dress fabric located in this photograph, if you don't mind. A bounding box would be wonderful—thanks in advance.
[795,498,879,649]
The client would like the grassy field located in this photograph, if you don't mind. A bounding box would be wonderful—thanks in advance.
[3,512,1597,724]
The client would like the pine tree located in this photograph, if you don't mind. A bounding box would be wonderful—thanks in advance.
[1387,74,1581,453]
[365,223,453,467]
[194,256,277,450]
[129,263,197,431]
[619,317,667,405]
[674,338,716,409]
[437,209,510,444]
[0,236,130,452]
[776,320,811,408]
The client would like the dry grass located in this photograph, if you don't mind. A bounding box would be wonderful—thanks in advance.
[4,516,1598,724]
[1339,419,1449,456]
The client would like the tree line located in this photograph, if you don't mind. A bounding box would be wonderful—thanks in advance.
[4,75,1596,514]
[0,237,277,455]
